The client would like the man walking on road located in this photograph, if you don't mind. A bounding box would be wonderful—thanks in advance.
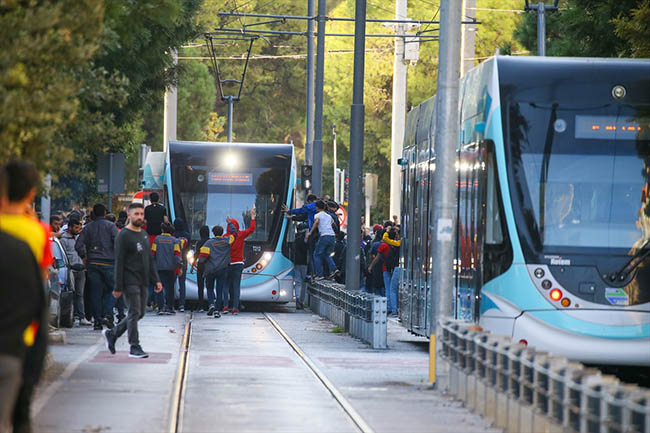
[104,203,162,359]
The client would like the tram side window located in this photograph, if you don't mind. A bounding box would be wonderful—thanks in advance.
[485,155,503,245]
[482,140,513,282]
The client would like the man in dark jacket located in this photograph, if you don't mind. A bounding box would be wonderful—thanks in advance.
[76,203,121,330]
[199,225,234,318]
[103,202,162,359]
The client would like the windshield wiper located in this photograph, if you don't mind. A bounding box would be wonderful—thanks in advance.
[610,237,650,283]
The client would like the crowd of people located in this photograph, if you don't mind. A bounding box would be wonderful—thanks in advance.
[285,194,402,315]
[0,157,402,433]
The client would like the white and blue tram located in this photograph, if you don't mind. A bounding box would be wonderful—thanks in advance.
[399,56,650,365]
[144,141,296,303]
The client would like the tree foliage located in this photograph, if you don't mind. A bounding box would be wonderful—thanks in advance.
[514,0,648,58]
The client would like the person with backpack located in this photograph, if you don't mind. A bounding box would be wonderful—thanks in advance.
[199,225,234,318]
[151,222,182,315]
[173,218,190,312]
[368,227,399,314]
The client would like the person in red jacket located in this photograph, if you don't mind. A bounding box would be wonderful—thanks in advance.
[224,208,256,315]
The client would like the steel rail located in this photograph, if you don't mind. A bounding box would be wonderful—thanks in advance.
[263,312,375,433]
[169,313,193,433]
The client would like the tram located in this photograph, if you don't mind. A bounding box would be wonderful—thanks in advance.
[399,56,650,365]
[143,141,296,303]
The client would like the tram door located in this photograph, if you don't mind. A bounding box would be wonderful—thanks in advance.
[402,146,418,331]
[454,142,487,322]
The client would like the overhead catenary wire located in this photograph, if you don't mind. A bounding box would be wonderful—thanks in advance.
[178,47,394,61]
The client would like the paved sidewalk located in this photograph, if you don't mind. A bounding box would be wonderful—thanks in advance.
[34,313,186,433]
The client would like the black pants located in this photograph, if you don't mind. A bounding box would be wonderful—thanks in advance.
[196,263,205,307]
[111,285,147,347]
[159,270,176,310]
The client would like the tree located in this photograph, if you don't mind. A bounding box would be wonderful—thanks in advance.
[514,0,644,57]
[614,0,650,58]
[0,1,104,175]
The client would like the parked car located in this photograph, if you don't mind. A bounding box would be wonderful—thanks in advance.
[48,237,75,328]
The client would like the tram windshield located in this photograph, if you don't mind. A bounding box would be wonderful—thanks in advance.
[507,102,650,254]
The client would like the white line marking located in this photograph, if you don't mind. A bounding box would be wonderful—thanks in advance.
[32,338,102,416]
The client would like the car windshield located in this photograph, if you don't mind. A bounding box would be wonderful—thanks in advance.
[507,102,650,254]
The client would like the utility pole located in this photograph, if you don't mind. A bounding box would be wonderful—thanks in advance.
[429,0,462,388]
[312,0,326,196]
[389,0,408,221]
[163,49,178,152]
[524,0,559,56]
[460,0,477,76]
[344,0,366,292]
[332,124,337,196]
[305,0,315,164]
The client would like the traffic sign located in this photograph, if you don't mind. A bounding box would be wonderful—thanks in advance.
[336,206,347,227]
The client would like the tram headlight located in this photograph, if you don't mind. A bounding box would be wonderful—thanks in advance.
[187,250,195,265]
[534,268,545,279]
[223,153,239,169]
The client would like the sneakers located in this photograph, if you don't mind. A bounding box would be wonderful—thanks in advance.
[221,307,230,315]
[179,306,185,313]
[77,318,92,326]
[93,321,103,331]
[163,308,176,315]
[129,345,148,359]
[213,310,221,318]
[103,329,116,355]
[328,270,341,280]
[295,301,304,310]
[207,305,215,316]
[103,316,115,329]
[157,310,164,316]
[231,308,239,315]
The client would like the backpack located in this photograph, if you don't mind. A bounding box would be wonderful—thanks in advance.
[385,244,400,273]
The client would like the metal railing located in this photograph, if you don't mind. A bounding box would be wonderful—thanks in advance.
[307,280,387,349]
[440,319,650,433]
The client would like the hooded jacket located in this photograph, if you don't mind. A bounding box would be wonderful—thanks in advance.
[226,219,256,265]
[60,230,84,268]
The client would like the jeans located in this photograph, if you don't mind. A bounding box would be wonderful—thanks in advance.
[390,267,401,314]
[205,267,228,309]
[227,263,244,310]
[383,270,394,312]
[293,265,308,303]
[87,263,115,323]
[314,235,336,277]
[72,270,86,319]
[177,265,187,308]
[110,285,147,347]
[158,270,176,310]
[0,355,21,432]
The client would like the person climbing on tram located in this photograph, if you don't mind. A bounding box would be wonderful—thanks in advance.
[225,208,256,315]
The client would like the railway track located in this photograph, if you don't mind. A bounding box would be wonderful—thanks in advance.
[168,311,375,433]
